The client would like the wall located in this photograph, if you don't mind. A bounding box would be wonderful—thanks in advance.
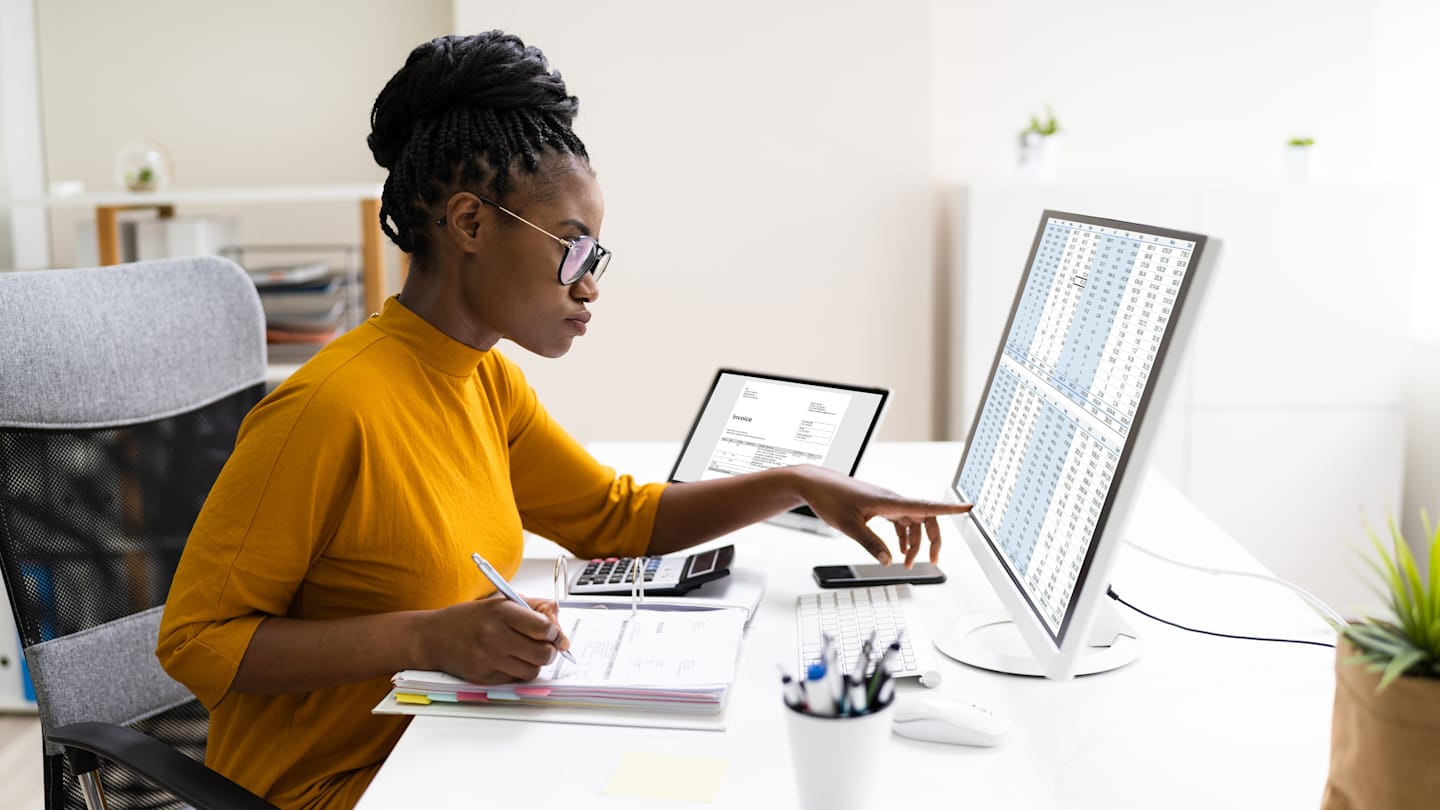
[0,0,47,271]
[453,0,935,443]
[34,0,452,283]
[1376,0,1440,560]
[930,0,1378,185]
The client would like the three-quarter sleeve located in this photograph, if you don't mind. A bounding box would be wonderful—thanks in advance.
[156,386,359,710]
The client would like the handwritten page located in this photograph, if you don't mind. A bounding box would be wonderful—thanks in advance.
[543,606,744,685]
[390,606,747,714]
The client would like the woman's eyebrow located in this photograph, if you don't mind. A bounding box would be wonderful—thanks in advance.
[559,218,592,236]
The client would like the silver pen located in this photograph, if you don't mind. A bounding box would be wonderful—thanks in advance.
[471,553,577,664]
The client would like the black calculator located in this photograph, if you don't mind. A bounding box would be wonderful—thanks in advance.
[567,545,735,596]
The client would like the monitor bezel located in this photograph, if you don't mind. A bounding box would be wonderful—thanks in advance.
[948,209,1211,672]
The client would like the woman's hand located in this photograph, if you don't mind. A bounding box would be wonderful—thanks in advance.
[419,594,570,684]
[793,466,973,567]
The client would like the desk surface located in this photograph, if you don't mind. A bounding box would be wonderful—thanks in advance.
[356,442,1337,810]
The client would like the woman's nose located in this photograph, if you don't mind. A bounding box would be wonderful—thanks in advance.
[570,270,599,303]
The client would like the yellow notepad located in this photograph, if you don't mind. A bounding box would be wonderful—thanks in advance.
[602,752,730,802]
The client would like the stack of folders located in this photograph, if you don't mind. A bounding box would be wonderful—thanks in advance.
[247,261,348,346]
[383,603,747,717]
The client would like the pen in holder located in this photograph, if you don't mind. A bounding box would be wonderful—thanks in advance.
[782,638,898,810]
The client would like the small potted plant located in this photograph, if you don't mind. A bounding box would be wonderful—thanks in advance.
[1322,513,1440,809]
[113,138,173,192]
[1018,106,1062,180]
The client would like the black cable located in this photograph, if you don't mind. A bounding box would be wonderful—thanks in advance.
[1106,587,1335,649]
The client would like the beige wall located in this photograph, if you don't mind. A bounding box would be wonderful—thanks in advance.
[452,0,936,443]
[36,0,452,279]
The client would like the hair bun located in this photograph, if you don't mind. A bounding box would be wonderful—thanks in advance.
[368,31,579,171]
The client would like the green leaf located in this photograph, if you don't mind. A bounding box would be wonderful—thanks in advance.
[1343,623,1409,657]
[1367,525,1408,611]
[1347,509,1440,690]
[1379,648,1426,690]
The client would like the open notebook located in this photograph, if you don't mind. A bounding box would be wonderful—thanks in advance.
[375,602,747,731]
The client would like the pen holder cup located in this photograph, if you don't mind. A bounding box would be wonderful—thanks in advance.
[784,698,895,810]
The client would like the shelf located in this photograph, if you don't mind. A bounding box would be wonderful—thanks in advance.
[1,184,395,315]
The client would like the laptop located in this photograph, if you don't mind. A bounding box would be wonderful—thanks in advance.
[668,369,890,533]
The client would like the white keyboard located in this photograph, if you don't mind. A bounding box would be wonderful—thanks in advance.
[795,584,941,685]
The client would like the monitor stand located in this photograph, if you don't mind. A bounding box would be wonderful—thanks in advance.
[933,600,1142,677]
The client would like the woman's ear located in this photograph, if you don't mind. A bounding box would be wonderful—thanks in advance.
[441,193,485,249]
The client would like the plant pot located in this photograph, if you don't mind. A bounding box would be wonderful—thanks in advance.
[1019,132,1061,181]
[1322,637,1440,809]
[1283,145,1312,183]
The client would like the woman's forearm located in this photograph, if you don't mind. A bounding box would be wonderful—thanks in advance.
[648,465,814,555]
[231,610,431,694]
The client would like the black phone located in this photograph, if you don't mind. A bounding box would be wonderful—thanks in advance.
[812,562,946,588]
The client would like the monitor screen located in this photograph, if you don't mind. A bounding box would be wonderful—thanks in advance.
[953,211,1207,646]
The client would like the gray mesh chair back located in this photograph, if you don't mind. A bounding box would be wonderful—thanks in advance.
[0,257,271,809]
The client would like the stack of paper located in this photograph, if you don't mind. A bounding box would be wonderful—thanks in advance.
[387,605,747,716]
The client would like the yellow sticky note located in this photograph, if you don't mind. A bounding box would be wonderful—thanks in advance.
[394,692,431,705]
[602,752,730,803]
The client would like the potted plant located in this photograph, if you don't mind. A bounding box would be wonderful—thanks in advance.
[1322,513,1440,809]
[1018,106,1061,180]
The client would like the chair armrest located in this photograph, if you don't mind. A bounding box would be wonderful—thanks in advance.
[47,722,278,810]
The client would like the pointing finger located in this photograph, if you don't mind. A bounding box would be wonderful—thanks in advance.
[870,499,973,520]
[925,516,943,564]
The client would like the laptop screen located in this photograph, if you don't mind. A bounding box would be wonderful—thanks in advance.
[669,370,889,505]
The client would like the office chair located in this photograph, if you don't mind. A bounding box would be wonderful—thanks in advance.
[0,257,277,810]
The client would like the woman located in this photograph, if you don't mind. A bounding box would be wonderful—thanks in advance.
[157,31,969,809]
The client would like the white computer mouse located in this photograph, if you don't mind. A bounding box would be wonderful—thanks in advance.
[891,695,1009,747]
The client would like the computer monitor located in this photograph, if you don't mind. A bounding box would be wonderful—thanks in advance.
[940,210,1217,679]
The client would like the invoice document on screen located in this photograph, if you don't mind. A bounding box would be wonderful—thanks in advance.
[702,378,853,479]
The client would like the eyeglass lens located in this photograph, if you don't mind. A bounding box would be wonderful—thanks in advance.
[560,237,609,285]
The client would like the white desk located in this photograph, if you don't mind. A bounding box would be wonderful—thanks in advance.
[356,442,1337,809]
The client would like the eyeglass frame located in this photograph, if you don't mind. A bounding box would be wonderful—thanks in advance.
[434,194,610,286]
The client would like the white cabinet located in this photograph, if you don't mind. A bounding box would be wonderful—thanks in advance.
[946,181,1412,612]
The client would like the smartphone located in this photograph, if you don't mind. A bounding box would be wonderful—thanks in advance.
[812,562,946,588]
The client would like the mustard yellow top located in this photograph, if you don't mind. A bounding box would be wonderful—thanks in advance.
[156,298,664,809]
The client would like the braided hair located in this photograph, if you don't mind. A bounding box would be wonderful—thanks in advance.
[367,32,589,262]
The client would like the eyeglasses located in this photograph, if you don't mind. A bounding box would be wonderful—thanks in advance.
[436,195,610,286]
